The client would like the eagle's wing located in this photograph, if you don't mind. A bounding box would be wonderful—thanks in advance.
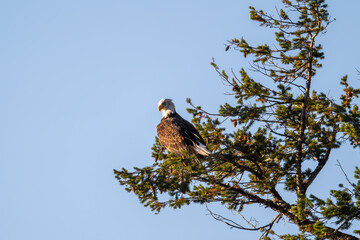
[178,117,210,156]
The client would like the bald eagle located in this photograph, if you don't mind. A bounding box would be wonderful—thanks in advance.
[157,98,210,156]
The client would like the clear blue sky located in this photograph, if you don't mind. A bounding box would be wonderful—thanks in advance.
[1,0,360,239]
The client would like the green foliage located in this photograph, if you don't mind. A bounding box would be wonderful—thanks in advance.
[115,0,360,239]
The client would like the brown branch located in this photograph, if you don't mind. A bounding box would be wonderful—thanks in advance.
[198,176,358,240]
[197,176,294,218]
[206,204,283,235]
[206,205,260,231]
[328,209,360,239]
[304,134,334,192]
[295,31,318,197]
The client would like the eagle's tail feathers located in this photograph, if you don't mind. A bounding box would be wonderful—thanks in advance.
[195,143,211,156]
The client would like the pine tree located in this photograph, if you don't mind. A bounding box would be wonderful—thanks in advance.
[114,1,360,239]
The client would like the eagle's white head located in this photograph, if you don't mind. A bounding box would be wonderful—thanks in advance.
[158,98,176,118]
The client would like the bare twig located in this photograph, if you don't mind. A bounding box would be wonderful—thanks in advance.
[336,160,356,188]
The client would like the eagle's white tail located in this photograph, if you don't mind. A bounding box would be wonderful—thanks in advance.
[196,143,211,156]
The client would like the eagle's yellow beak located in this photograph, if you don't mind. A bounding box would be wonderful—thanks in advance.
[158,105,163,111]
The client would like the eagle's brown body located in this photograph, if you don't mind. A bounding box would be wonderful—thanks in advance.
[157,112,208,156]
